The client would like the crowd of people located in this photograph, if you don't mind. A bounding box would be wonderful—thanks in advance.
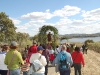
[0,41,85,75]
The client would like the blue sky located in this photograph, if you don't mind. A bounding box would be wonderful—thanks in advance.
[0,0,100,36]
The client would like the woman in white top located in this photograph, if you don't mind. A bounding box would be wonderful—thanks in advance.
[0,45,9,75]
[29,46,47,75]
[49,47,54,54]
[48,47,55,64]
[55,45,60,55]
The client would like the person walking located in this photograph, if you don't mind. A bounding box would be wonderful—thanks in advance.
[28,41,37,59]
[29,46,47,75]
[21,53,30,75]
[0,45,9,75]
[42,44,49,75]
[82,44,85,54]
[4,41,24,75]
[55,45,60,57]
[54,44,73,75]
[49,47,55,64]
[71,47,85,75]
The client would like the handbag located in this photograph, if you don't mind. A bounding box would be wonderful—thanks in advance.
[31,55,43,72]
[7,53,16,75]
[71,53,78,67]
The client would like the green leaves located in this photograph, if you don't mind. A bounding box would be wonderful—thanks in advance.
[60,36,68,41]
[38,25,59,48]
[0,12,16,42]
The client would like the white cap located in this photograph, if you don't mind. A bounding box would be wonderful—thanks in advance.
[11,41,18,46]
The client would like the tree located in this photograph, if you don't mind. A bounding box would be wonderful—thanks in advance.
[84,39,94,46]
[38,25,59,48]
[60,36,69,42]
[0,12,16,43]
[16,32,31,47]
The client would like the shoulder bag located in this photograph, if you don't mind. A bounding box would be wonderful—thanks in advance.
[71,53,79,67]
[7,52,16,75]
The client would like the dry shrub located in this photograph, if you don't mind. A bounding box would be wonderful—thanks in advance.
[70,42,83,47]
[88,42,100,53]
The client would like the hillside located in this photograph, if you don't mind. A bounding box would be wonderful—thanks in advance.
[48,50,100,75]
[59,33,100,38]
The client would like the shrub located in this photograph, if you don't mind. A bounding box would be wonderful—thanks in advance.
[84,39,94,46]
[88,42,100,53]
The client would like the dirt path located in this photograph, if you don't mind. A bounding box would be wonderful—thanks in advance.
[48,50,100,75]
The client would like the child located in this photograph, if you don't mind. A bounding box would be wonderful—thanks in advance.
[21,54,30,75]
[49,47,55,64]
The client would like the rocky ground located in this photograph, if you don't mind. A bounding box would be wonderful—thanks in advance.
[48,50,100,75]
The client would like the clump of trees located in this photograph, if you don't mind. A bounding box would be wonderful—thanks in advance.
[0,12,32,48]
[84,39,94,46]
[0,12,66,49]
[84,39,100,53]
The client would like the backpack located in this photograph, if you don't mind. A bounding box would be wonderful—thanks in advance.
[31,55,43,72]
[59,53,69,70]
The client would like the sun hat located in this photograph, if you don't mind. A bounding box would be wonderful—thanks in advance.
[10,41,18,46]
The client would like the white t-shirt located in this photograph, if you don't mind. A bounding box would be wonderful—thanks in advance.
[49,50,54,54]
[59,45,62,51]
[55,48,60,54]
[29,53,47,74]
[0,54,8,70]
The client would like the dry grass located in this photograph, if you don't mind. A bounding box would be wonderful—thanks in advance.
[48,50,100,75]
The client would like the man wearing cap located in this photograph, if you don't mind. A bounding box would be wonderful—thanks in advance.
[28,41,37,56]
[29,46,47,75]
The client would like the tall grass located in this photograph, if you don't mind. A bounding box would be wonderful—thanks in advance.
[88,42,100,53]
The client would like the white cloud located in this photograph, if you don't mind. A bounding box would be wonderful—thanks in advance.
[14,5,100,36]
[16,20,45,36]
[53,5,81,17]
[58,23,100,35]
[21,9,54,20]
[10,17,21,25]
[71,20,86,25]
[82,8,100,22]
[56,17,72,25]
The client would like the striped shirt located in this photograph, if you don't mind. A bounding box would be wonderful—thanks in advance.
[21,61,30,72]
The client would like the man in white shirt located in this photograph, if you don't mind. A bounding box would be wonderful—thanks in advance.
[29,46,47,75]
[55,45,60,55]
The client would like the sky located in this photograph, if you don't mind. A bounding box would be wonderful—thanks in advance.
[0,0,100,36]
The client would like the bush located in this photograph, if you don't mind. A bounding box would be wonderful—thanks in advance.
[84,39,94,46]
[88,42,100,53]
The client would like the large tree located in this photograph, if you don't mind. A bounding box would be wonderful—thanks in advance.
[0,12,16,43]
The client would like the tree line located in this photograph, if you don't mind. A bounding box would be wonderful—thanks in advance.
[0,12,59,48]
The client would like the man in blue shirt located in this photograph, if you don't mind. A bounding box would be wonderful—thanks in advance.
[54,44,73,75]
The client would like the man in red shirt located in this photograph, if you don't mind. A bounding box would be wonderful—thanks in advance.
[28,41,37,59]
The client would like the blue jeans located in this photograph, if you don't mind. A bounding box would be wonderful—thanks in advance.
[32,72,44,75]
[23,71,29,75]
[10,68,20,75]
